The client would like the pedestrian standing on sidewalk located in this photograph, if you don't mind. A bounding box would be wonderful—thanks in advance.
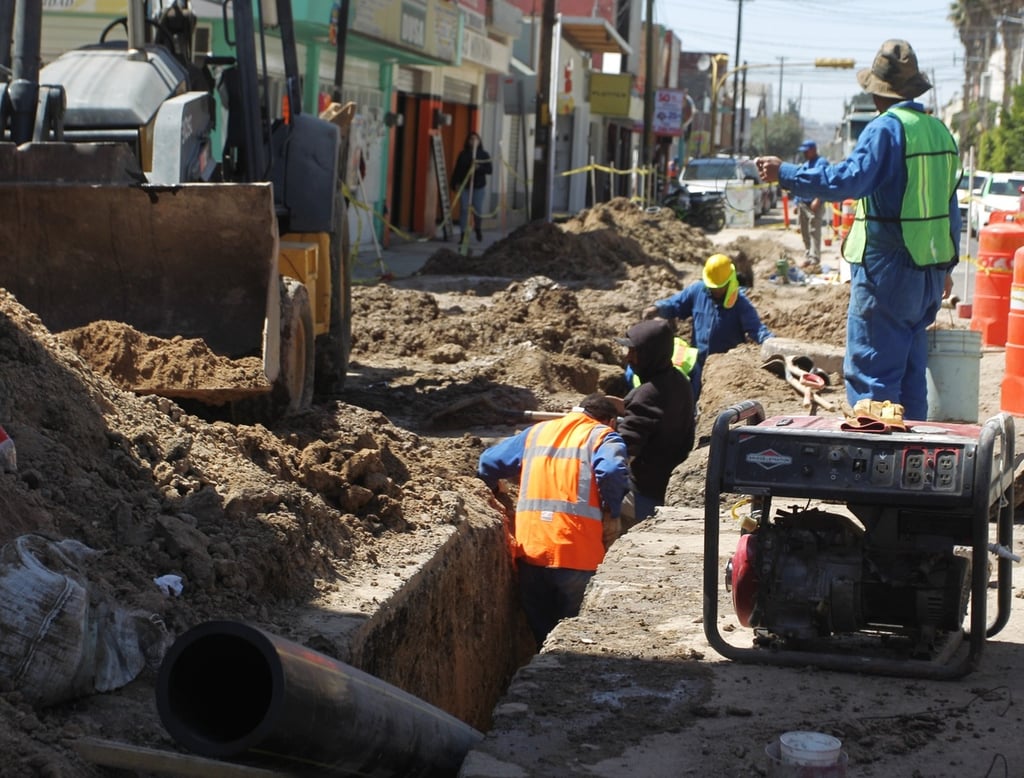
[451,132,492,243]
[792,140,828,269]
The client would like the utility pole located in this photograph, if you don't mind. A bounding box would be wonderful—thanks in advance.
[731,0,747,152]
[331,0,350,102]
[641,0,655,169]
[739,62,747,154]
[531,0,556,222]
[777,56,784,114]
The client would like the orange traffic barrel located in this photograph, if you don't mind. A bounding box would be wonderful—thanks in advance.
[838,199,856,240]
[971,220,1024,347]
[1002,245,1024,414]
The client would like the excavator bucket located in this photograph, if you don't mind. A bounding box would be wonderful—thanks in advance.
[0,143,280,403]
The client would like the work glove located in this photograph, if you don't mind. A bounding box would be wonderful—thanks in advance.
[602,515,622,551]
[852,399,905,424]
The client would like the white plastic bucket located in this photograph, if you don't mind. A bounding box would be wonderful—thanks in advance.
[926,329,982,423]
[765,739,848,777]
[779,731,842,767]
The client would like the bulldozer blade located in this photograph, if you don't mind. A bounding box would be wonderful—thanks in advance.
[0,178,281,401]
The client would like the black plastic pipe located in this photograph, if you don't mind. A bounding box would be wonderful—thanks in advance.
[156,620,483,776]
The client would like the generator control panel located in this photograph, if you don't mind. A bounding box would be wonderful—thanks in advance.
[722,415,980,507]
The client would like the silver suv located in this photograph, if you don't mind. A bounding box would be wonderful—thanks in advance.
[681,156,775,217]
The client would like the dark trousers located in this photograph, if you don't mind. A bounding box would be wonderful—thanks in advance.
[516,561,595,648]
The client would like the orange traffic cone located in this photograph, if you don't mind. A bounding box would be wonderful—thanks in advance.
[1002,245,1024,414]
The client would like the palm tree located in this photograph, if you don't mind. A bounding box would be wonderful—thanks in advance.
[949,0,1001,145]
[995,3,1024,110]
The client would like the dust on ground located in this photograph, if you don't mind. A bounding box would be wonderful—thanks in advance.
[0,197,1009,777]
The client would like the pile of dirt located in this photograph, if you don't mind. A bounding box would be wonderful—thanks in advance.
[58,320,270,398]
[0,199,877,776]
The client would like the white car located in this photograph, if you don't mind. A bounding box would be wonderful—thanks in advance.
[956,169,989,233]
[971,171,1024,231]
[681,156,773,218]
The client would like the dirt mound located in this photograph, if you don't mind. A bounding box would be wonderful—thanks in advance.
[419,198,713,282]
[58,320,269,398]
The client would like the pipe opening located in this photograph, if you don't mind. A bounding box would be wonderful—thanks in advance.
[161,632,274,746]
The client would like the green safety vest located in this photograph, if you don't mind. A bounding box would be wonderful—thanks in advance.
[629,337,698,388]
[843,107,959,267]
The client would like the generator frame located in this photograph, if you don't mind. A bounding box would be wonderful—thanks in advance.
[703,400,1016,679]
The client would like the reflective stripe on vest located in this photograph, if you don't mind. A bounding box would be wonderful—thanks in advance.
[843,107,958,267]
[515,413,611,570]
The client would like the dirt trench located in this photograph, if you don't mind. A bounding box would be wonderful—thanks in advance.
[0,197,1001,776]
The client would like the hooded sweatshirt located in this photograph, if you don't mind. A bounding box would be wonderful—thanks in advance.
[617,320,696,502]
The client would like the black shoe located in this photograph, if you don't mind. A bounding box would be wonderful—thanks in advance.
[475,227,483,242]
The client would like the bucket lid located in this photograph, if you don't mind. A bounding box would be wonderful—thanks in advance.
[779,731,842,766]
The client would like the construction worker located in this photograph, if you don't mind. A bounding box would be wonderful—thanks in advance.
[755,40,960,421]
[616,319,695,526]
[477,394,629,648]
[642,254,773,402]
[793,140,827,269]
[623,335,697,388]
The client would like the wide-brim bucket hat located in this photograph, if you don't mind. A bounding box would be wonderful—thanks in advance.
[857,39,932,100]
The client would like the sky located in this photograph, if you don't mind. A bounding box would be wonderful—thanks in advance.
[655,0,966,129]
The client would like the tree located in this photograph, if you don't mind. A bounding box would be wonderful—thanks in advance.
[946,0,995,143]
[745,101,802,158]
[980,82,1024,171]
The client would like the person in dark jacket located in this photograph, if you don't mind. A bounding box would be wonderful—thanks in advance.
[615,319,696,526]
[451,132,492,243]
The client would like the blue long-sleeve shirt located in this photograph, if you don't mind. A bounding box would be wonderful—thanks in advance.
[778,101,961,264]
[651,282,773,364]
[792,155,829,206]
[477,417,630,518]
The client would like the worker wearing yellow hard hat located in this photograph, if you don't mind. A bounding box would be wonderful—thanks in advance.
[641,253,773,402]
[702,253,741,309]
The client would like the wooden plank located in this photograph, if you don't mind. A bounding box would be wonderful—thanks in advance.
[72,737,295,777]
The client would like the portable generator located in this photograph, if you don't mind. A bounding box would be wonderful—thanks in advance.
[703,401,1016,679]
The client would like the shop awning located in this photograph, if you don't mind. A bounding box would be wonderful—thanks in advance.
[559,17,631,56]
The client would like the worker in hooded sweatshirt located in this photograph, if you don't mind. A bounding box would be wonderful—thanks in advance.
[615,319,695,526]
[477,394,629,648]
[643,253,773,402]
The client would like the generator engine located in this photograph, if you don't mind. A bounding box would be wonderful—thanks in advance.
[729,507,970,651]
[704,406,1015,678]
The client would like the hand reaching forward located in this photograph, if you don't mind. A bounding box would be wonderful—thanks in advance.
[755,156,782,184]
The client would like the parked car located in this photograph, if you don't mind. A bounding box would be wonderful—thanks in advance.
[970,171,1024,232]
[957,169,990,233]
[681,156,774,218]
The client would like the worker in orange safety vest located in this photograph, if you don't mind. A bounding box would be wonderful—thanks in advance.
[477,394,630,647]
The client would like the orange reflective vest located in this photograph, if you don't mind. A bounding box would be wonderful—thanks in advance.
[515,413,613,571]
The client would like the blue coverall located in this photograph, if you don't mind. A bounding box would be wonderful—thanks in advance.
[650,283,773,401]
[777,100,961,421]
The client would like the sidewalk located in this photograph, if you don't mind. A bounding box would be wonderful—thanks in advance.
[351,226,509,284]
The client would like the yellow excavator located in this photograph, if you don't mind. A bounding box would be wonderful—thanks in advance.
[0,0,352,417]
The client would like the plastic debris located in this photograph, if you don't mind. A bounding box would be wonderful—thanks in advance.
[153,574,184,597]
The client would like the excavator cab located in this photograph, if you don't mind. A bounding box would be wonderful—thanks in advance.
[0,0,350,415]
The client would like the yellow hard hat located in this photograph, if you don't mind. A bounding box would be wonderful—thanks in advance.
[702,254,740,309]
[703,254,735,288]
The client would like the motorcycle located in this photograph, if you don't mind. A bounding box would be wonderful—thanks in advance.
[661,183,727,234]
